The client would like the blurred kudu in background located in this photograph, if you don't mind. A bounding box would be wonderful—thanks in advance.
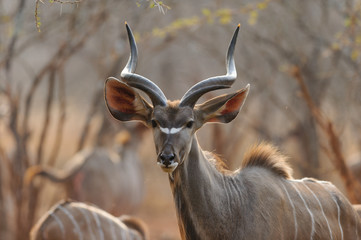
[25,124,146,216]
[30,200,149,240]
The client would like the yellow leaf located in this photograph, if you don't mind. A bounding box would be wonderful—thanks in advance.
[344,18,352,27]
[202,8,211,16]
[152,28,166,38]
[355,35,361,44]
[216,9,232,25]
[257,2,267,10]
[202,8,214,23]
[248,10,258,25]
[331,42,340,50]
[351,49,359,60]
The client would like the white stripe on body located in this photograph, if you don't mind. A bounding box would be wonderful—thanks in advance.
[50,213,65,240]
[317,182,344,240]
[331,194,344,240]
[301,182,333,240]
[291,183,315,240]
[58,206,84,240]
[91,210,104,240]
[281,182,298,240]
[78,207,96,240]
[159,127,183,134]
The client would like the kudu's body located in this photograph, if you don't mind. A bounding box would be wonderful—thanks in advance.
[25,128,144,216]
[104,23,361,239]
[30,200,148,240]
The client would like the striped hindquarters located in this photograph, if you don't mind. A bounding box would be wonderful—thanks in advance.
[30,200,147,240]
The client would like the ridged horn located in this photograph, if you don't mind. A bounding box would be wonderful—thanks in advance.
[121,23,167,106]
[179,24,240,108]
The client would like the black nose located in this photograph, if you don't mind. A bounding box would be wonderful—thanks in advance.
[159,153,175,166]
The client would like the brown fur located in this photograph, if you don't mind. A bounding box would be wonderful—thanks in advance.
[204,151,231,174]
[242,143,293,179]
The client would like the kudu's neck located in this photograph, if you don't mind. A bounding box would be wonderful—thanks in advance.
[171,136,224,188]
[169,135,243,240]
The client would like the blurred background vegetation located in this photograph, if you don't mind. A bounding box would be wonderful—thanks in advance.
[1,0,361,239]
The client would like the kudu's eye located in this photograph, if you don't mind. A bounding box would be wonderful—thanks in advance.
[151,120,158,128]
[186,121,194,129]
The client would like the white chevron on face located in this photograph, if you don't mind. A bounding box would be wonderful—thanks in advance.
[159,126,183,134]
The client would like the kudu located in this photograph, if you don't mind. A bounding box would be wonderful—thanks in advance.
[104,23,361,240]
[25,127,145,216]
[30,200,148,240]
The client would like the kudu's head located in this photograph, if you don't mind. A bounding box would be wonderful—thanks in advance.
[105,23,249,173]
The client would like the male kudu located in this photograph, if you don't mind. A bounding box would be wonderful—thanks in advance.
[104,23,361,240]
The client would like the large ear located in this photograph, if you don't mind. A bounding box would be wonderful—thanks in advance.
[104,77,152,123]
[195,84,249,124]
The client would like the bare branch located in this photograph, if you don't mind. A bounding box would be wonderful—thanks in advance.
[36,69,56,165]
[48,66,66,166]
[76,88,102,151]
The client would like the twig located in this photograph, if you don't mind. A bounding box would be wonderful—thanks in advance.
[23,9,107,151]
[76,89,102,151]
[35,0,82,32]
[53,0,82,3]
[5,0,26,75]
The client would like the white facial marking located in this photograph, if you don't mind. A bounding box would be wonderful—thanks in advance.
[168,162,178,168]
[291,183,315,240]
[158,161,179,173]
[301,182,333,240]
[58,206,83,240]
[281,182,298,240]
[159,126,182,134]
[170,127,182,134]
[50,213,65,239]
